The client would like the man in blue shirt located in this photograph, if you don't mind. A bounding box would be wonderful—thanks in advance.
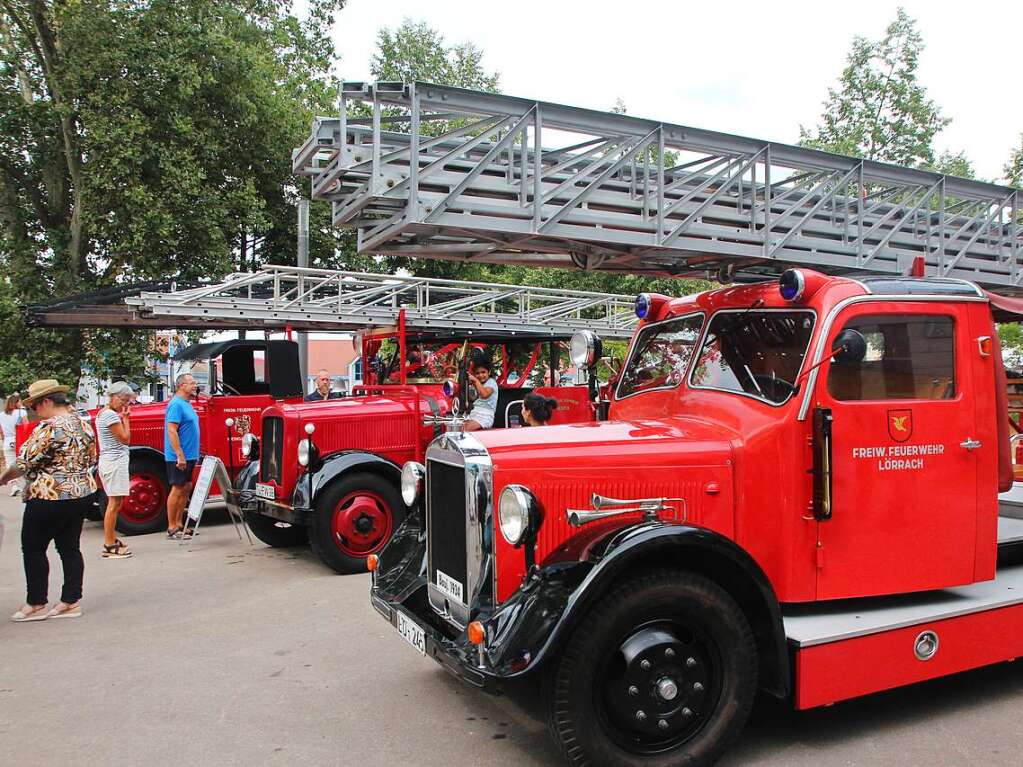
[164,373,200,537]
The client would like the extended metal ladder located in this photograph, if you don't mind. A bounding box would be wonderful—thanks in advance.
[294,81,1023,292]
[27,264,638,338]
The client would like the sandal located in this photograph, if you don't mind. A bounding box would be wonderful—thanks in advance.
[167,527,182,539]
[102,540,133,558]
[11,604,48,622]
[47,602,81,619]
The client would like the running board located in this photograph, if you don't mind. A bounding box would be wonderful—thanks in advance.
[783,561,1023,709]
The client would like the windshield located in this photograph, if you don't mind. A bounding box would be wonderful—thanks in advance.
[617,314,705,398]
[690,310,815,404]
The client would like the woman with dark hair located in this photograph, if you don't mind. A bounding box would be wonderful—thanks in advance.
[1,379,97,622]
[522,392,557,426]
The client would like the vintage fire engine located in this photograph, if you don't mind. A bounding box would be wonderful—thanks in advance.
[235,279,637,574]
[299,83,1023,765]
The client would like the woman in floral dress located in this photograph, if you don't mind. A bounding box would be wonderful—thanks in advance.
[0,379,98,622]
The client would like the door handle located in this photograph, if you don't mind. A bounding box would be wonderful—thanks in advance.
[960,438,982,450]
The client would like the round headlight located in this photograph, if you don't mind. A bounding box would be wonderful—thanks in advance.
[298,438,311,467]
[240,433,258,458]
[570,330,602,369]
[401,461,426,506]
[499,485,536,546]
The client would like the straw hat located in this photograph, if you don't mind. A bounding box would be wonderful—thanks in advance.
[23,378,70,407]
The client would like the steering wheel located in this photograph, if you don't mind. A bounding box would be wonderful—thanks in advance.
[219,381,241,396]
[751,374,795,402]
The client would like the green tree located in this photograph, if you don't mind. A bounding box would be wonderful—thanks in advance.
[1005,134,1023,187]
[0,0,345,392]
[371,19,499,92]
[799,8,949,168]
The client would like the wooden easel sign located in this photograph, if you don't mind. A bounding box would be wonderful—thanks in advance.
[181,455,253,545]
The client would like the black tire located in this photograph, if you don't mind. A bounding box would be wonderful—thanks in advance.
[85,489,106,522]
[546,569,757,767]
[115,456,171,536]
[245,511,309,548]
[309,472,404,574]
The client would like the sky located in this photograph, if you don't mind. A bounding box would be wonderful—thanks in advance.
[325,0,1023,183]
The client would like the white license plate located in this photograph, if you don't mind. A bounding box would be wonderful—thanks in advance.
[254,483,275,500]
[396,611,426,655]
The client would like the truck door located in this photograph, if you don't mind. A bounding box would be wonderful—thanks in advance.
[815,303,978,600]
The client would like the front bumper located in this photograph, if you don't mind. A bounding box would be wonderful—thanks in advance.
[370,508,591,691]
[253,499,312,526]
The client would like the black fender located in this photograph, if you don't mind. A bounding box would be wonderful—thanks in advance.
[494,523,789,698]
[234,459,258,491]
[127,446,166,470]
[293,451,402,510]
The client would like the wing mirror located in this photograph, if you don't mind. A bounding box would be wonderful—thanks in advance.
[832,329,867,364]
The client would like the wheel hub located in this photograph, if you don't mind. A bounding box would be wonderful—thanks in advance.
[120,473,167,524]
[602,624,714,750]
[330,490,394,557]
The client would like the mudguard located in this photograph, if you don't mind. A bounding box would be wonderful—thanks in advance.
[234,460,258,491]
[128,445,165,467]
[488,523,790,697]
[293,451,402,510]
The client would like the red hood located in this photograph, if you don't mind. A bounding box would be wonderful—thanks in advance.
[476,417,734,470]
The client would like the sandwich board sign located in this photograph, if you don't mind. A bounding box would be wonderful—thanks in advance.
[181,455,252,545]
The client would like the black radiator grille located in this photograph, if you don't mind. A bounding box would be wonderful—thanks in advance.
[428,460,468,603]
[260,417,284,483]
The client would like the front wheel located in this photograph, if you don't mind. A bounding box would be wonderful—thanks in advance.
[547,569,757,767]
[309,472,403,574]
[245,512,308,548]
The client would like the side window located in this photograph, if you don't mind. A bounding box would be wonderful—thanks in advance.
[828,314,956,401]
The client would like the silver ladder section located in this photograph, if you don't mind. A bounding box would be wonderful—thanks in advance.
[294,81,1023,292]
[116,265,637,337]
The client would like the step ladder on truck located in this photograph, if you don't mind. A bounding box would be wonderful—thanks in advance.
[26,266,638,568]
[297,81,1023,766]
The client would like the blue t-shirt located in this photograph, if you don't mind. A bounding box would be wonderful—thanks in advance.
[164,396,200,461]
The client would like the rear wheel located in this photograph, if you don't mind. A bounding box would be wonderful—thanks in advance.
[245,512,308,548]
[547,569,757,767]
[309,472,403,574]
[115,457,170,536]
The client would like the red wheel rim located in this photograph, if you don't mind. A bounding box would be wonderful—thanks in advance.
[121,472,168,525]
[330,489,394,557]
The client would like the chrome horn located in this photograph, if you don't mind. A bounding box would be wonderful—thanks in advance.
[566,493,686,527]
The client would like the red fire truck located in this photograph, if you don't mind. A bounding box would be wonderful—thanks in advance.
[237,290,636,574]
[302,83,1023,766]
[374,270,1023,766]
[14,337,303,534]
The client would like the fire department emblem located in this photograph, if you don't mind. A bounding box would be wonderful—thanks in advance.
[233,415,252,436]
[887,409,912,442]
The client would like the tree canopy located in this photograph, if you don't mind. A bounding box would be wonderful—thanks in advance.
[0,0,345,391]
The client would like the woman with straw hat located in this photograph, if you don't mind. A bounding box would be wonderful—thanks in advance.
[0,379,98,622]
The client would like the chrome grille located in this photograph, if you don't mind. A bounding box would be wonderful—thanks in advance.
[260,416,284,483]
[425,432,492,628]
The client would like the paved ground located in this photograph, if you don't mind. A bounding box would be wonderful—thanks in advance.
[2,493,1023,766]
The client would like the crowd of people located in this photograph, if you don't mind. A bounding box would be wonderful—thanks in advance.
[0,360,553,624]
[1,373,201,623]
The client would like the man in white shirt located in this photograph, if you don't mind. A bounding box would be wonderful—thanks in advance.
[96,382,136,558]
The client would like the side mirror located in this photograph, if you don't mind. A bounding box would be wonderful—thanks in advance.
[832,329,867,364]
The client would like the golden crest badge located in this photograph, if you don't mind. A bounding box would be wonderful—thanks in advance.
[887,409,912,442]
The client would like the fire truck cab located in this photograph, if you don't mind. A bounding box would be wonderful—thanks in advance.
[373,269,1023,767]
